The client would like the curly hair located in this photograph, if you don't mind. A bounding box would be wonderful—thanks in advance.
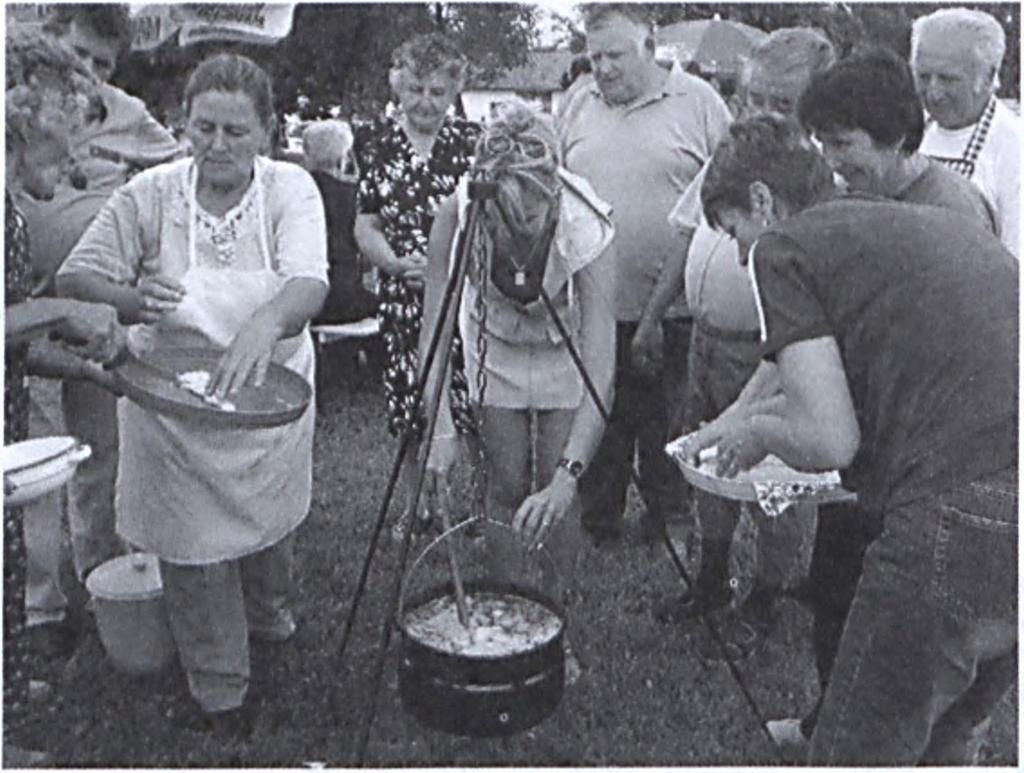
[798,46,925,154]
[6,26,99,149]
[701,114,834,227]
[390,31,467,82]
[471,99,562,245]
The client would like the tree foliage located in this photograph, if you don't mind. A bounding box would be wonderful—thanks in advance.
[115,2,539,124]
[113,1,1019,126]
[637,2,1019,99]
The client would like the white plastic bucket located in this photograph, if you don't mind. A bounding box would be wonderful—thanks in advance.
[86,553,177,675]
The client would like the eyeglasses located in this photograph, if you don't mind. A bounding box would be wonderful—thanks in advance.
[482,134,550,160]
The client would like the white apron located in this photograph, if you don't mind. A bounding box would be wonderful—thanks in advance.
[117,161,316,565]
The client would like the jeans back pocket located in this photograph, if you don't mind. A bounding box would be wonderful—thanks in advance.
[932,484,1017,623]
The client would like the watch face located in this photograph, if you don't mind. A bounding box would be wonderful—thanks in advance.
[560,458,583,477]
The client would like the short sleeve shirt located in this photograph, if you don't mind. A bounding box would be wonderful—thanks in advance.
[58,157,328,288]
[750,196,1018,516]
[560,66,731,321]
[668,161,759,331]
[354,115,479,259]
[897,158,997,234]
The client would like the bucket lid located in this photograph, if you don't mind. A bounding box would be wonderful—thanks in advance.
[3,436,76,475]
[86,553,164,601]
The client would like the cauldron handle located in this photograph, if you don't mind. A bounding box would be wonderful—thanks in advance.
[398,518,560,625]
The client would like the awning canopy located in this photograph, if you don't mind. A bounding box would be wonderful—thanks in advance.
[130,4,295,50]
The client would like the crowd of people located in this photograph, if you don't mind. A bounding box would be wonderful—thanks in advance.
[3,2,1018,767]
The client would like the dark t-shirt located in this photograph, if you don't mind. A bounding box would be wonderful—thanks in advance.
[897,158,998,235]
[310,171,377,324]
[751,196,1018,517]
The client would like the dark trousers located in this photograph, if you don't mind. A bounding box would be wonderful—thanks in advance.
[579,318,691,528]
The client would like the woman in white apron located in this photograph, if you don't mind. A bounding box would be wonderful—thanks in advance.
[56,54,328,732]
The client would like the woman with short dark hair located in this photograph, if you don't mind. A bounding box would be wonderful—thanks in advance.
[798,46,995,230]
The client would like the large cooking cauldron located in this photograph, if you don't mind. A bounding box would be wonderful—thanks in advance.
[398,521,566,737]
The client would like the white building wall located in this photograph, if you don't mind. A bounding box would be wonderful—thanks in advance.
[462,90,559,124]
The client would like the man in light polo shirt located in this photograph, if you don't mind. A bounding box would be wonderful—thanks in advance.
[559,3,731,543]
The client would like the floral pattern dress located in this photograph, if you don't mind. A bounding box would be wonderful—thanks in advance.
[4,193,33,730]
[354,114,478,438]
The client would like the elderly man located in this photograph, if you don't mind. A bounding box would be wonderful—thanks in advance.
[559,4,731,543]
[913,7,1020,257]
[18,4,179,656]
[655,30,836,657]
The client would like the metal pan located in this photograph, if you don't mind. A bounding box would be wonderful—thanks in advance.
[665,434,856,505]
[112,347,311,429]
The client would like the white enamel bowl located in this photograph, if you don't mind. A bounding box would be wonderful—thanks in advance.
[3,436,92,507]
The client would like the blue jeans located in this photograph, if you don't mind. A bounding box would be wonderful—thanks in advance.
[809,467,1018,765]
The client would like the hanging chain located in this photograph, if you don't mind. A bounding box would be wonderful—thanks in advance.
[471,212,490,523]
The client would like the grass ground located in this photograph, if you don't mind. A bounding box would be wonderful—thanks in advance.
[16,351,1019,767]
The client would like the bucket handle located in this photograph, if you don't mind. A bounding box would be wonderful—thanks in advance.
[398,518,560,624]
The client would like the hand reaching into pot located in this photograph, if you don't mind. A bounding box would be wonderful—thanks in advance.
[512,467,577,549]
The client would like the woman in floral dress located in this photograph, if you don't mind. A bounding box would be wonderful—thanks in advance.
[354,31,477,536]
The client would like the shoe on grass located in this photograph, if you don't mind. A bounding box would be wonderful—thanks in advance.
[766,717,810,761]
[169,700,259,740]
[249,609,297,644]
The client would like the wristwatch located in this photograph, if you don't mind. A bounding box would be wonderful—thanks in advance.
[557,457,585,479]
